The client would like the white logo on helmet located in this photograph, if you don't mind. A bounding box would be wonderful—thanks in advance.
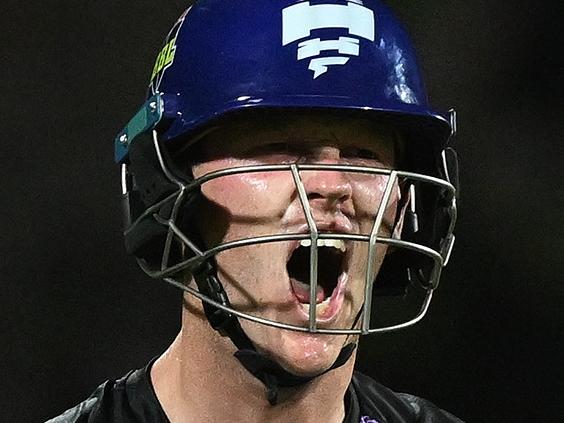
[282,1,375,79]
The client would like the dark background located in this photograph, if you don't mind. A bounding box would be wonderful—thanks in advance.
[2,1,563,422]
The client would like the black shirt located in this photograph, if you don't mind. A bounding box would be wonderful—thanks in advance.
[46,361,464,423]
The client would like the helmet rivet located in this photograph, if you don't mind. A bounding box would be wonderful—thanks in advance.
[119,134,128,144]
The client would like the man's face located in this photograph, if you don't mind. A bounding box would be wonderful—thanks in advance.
[189,113,404,376]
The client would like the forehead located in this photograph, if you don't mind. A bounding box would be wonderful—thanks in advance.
[198,111,398,155]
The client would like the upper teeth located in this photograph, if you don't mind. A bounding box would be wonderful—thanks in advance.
[299,239,346,252]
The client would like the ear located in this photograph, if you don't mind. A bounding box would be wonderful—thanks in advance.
[387,182,411,253]
[394,185,410,237]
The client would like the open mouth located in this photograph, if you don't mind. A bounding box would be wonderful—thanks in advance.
[286,237,348,321]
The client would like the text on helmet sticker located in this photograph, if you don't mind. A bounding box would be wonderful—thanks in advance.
[282,1,375,79]
[151,37,177,83]
[149,8,190,94]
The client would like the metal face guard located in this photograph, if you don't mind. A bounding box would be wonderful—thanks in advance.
[123,130,457,335]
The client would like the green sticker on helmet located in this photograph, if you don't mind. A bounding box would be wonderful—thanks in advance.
[149,7,190,94]
[150,37,178,83]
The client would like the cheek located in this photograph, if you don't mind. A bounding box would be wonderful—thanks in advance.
[351,175,400,211]
[200,170,295,219]
[352,175,387,203]
[353,176,401,242]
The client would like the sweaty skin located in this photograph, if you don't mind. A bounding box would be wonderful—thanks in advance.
[151,114,406,423]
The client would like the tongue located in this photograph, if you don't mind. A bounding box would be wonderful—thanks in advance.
[290,278,326,304]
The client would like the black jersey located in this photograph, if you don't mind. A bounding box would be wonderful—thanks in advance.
[46,361,463,423]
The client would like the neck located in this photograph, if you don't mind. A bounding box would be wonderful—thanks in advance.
[151,296,355,423]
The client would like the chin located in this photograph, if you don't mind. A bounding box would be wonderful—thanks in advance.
[264,329,346,377]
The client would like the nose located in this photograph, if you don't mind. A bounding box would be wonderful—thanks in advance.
[300,147,353,210]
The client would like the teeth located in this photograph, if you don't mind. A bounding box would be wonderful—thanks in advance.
[302,296,331,314]
[299,239,346,252]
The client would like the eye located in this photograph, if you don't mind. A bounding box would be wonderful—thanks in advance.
[357,149,379,160]
[246,142,293,155]
[242,142,304,164]
[264,142,294,153]
[341,147,381,161]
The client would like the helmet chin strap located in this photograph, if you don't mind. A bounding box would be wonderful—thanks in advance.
[192,261,357,405]
[235,344,357,406]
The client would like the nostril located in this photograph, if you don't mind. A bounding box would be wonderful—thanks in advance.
[306,185,352,211]
[307,192,325,201]
[307,177,352,197]
[299,166,353,212]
